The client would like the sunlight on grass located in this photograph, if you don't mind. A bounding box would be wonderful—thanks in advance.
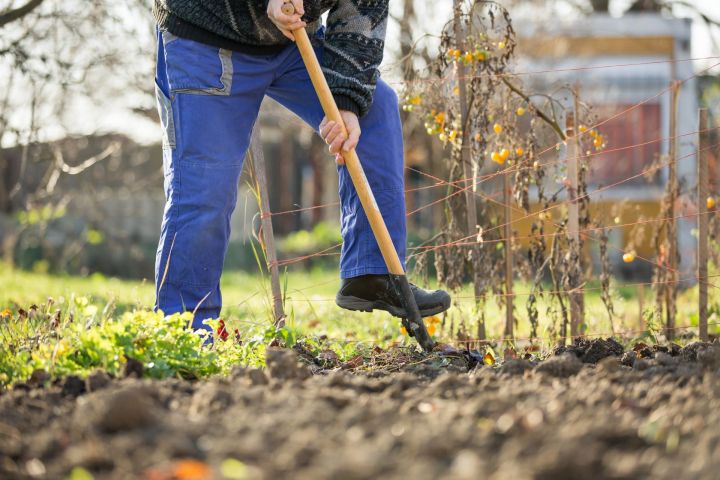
[1,264,717,387]
[2,265,714,345]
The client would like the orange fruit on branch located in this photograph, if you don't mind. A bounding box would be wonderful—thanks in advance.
[491,151,503,164]
[473,50,486,61]
[623,252,636,263]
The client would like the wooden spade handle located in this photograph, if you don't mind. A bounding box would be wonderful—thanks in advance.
[281,1,404,275]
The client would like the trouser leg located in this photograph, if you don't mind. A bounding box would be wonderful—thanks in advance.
[154,30,273,329]
[266,44,406,278]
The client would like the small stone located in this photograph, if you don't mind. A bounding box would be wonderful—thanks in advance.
[25,458,46,477]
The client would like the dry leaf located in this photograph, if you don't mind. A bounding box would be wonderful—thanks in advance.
[342,355,364,369]
[483,352,495,366]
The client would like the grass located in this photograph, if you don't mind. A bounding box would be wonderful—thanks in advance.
[1,265,717,387]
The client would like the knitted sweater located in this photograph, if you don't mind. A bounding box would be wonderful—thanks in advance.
[153,0,389,117]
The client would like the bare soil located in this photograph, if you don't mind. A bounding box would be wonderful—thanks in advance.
[2,340,720,480]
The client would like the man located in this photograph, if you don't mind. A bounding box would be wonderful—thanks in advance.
[152,0,451,331]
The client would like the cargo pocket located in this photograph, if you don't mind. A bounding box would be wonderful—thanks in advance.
[155,82,176,148]
[161,30,233,96]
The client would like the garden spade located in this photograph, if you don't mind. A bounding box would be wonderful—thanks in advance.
[281,1,435,352]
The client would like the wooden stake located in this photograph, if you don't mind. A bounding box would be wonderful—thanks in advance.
[453,0,486,339]
[666,80,680,340]
[637,284,645,330]
[698,108,709,341]
[248,127,286,328]
[566,111,583,338]
[503,169,513,338]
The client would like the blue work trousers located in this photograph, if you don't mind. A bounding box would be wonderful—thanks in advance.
[153,29,406,329]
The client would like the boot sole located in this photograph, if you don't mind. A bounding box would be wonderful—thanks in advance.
[335,295,450,318]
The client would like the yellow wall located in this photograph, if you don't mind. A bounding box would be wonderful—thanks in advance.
[491,200,663,259]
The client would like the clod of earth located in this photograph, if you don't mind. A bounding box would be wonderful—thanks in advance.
[86,369,112,392]
[554,337,624,364]
[74,383,159,433]
[265,347,311,381]
[534,353,583,377]
[123,357,144,378]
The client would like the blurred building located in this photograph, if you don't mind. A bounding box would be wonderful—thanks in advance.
[511,11,703,279]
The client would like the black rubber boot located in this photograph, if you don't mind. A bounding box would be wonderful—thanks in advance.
[335,274,451,318]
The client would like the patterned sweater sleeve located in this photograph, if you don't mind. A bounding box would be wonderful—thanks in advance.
[322,0,389,117]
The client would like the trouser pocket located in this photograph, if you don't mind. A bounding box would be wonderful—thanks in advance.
[161,30,233,96]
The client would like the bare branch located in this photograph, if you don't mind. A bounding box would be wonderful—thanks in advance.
[501,77,566,140]
[53,141,119,175]
[0,0,45,28]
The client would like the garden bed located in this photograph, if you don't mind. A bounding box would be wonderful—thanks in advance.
[1,339,719,479]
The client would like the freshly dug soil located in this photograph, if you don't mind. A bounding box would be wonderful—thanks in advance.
[1,341,720,480]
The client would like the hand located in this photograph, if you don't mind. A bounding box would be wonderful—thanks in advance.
[267,0,306,41]
[319,111,361,165]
